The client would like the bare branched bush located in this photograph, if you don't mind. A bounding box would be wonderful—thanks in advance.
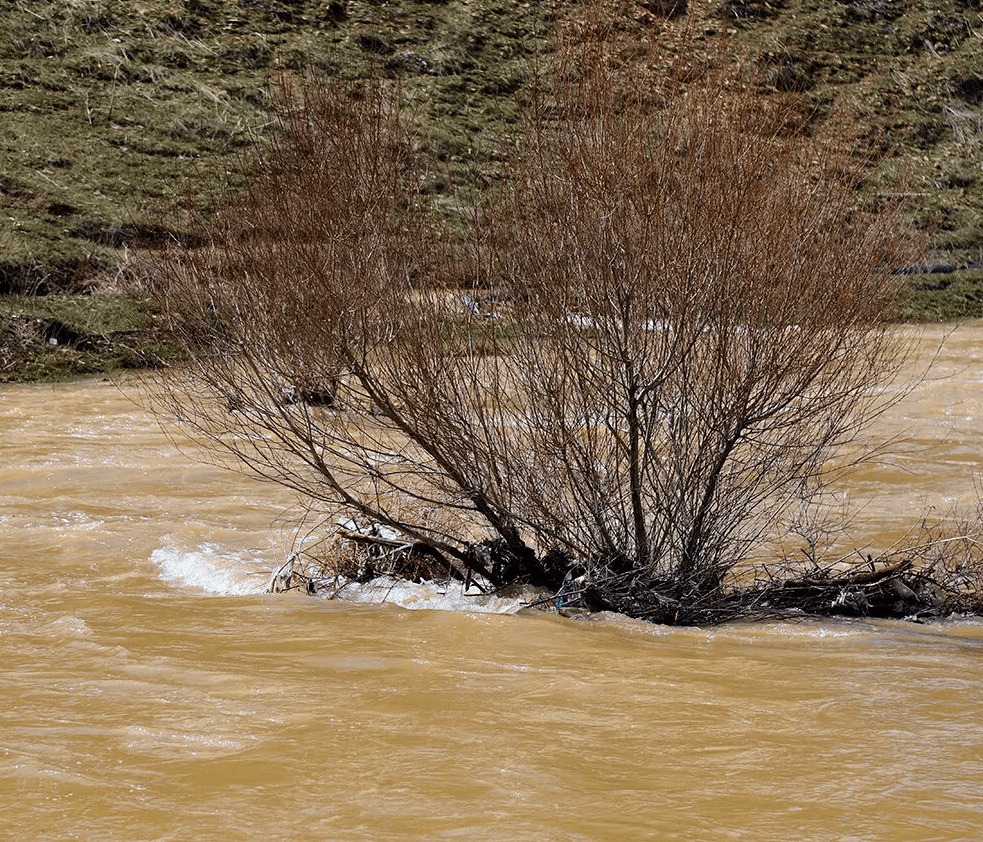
[150,15,925,623]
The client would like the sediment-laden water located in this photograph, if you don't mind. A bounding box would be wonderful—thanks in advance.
[2,325,983,840]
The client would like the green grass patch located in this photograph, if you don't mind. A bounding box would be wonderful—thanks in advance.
[0,291,182,382]
[0,0,556,292]
[6,291,158,334]
[896,270,983,322]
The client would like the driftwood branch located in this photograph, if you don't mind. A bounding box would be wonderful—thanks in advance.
[750,559,948,619]
[336,526,486,591]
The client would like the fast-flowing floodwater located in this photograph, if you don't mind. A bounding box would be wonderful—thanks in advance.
[2,325,983,841]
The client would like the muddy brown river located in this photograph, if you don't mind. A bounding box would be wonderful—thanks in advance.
[3,325,983,840]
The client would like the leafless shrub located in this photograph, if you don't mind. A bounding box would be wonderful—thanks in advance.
[149,8,927,624]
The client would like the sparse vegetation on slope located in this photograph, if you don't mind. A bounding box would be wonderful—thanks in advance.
[0,291,180,381]
[5,0,983,381]
[0,0,557,294]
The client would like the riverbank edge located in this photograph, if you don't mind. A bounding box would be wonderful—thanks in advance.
[4,267,983,383]
[0,290,182,384]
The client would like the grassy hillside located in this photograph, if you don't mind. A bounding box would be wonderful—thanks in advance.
[1,0,554,293]
[2,0,983,378]
[733,0,983,260]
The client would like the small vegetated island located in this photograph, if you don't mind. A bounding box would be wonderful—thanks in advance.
[148,2,983,624]
[4,0,983,623]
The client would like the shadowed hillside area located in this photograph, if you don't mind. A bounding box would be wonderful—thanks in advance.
[3,0,983,379]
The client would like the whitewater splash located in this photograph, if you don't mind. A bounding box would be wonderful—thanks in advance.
[152,543,532,614]
[324,575,533,615]
[151,543,271,596]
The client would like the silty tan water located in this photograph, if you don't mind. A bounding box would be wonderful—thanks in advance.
[2,324,982,841]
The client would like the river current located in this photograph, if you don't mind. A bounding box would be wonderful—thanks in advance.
[2,325,983,840]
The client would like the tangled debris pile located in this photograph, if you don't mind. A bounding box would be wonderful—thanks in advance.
[267,521,983,625]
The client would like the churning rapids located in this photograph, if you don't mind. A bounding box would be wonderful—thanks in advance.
[3,325,983,841]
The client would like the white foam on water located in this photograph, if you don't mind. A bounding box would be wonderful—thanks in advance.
[119,724,251,759]
[44,615,93,638]
[151,543,268,596]
[152,540,536,613]
[328,575,533,615]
